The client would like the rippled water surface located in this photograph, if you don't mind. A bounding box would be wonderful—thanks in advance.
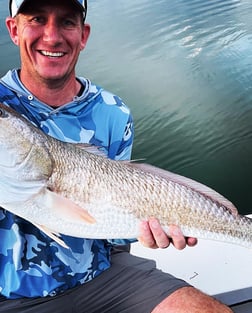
[1,0,252,213]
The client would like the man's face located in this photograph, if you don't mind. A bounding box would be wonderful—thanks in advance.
[6,0,90,85]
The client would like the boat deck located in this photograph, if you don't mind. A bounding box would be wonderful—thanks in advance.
[131,236,252,311]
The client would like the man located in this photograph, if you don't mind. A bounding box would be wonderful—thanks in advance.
[0,0,233,312]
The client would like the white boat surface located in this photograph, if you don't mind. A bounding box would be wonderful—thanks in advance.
[131,218,252,312]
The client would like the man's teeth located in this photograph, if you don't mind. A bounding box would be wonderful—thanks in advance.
[41,51,64,57]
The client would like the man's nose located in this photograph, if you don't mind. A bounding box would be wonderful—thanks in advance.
[43,21,62,43]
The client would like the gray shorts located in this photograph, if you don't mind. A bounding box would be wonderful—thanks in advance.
[0,248,190,313]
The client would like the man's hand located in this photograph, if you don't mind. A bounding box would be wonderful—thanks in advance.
[138,218,197,250]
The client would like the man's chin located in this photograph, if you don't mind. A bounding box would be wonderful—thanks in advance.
[39,72,68,82]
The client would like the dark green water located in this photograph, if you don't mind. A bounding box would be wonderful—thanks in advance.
[1,0,252,214]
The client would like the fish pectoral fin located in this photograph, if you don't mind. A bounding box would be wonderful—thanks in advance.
[33,223,69,249]
[44,188,96,224]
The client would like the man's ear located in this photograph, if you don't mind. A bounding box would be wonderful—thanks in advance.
[6,17,20,46]
[80,23,91,51]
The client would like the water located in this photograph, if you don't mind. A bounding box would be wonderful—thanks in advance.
[1,0,252,214]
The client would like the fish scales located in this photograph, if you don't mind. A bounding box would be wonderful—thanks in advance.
[25,139,252,246]
[0,103,252,248]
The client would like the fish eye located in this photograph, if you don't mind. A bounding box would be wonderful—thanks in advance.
[0,107,8,118]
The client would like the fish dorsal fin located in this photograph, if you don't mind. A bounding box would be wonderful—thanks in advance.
[126,162,238,215]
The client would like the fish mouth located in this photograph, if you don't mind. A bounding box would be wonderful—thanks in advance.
[39,50,65,58]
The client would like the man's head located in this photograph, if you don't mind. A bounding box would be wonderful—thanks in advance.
[9,0,87,20]
[6,0,90,99]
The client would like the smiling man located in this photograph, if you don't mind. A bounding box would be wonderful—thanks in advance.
[0,0,233,312]
[7,0,90,106]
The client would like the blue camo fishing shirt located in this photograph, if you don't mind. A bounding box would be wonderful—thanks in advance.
[0,69,135,299]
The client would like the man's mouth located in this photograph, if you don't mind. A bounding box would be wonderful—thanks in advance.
[39,50,65,57]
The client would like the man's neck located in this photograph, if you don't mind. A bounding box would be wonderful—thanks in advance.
[19,71,82,107]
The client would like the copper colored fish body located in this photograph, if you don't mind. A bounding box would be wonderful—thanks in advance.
[0,103,252,248]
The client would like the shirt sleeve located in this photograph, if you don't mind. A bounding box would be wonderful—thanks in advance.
[114,114,134,161]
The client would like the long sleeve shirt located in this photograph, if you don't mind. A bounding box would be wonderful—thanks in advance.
[0,69,134,299]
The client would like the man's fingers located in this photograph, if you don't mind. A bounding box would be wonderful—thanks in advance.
[138,219,198,250]
[168,225,187,250]
[138,220,159,249]
[148,218,170,249]
[186,237,198,247]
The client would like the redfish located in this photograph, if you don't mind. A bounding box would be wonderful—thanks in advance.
[0,103,251,248]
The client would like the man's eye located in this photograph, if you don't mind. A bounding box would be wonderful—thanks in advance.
[32,16,45,23]
[63,19,76,27]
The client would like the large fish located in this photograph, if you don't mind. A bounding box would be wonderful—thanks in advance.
[0,103,251,248]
